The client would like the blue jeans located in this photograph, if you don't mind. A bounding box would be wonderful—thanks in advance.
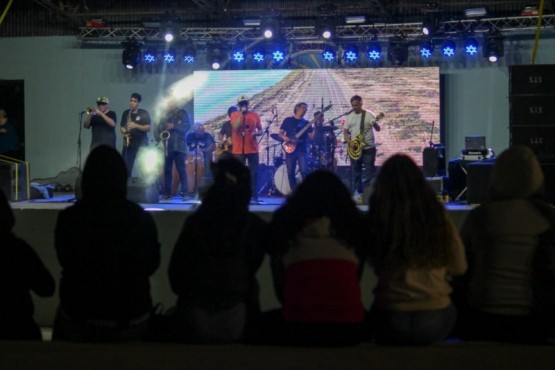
[370,304,457,345]
[164,150,187,195]
[350,147,376,194]
[285,148,308,191]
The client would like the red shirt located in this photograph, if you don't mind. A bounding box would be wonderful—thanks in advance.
[229,111,261,155]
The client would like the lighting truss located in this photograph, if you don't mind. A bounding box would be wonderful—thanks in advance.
[79,15,555,46]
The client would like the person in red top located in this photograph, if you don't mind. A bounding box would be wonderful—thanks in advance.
[229,95,263,202]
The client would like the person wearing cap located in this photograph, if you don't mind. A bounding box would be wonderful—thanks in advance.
[155,101,191,200]
[120,93,151,177]
[83,96,117,151]
[229,96,263,201]
[455,145,555,344]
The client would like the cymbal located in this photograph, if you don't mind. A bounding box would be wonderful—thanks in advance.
[270,133,283,142]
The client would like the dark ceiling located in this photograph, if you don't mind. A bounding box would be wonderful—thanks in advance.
[1,0,553,38]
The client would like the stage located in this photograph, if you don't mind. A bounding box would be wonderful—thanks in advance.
[9,192,474,328]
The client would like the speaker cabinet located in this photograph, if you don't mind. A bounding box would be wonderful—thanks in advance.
[510,127,555,161]
[509,65,555,95]
[510,96,555,126]
[0,161,30,201]
[422,147,446,177]
[467,161,495,204]
[127,177,159,204]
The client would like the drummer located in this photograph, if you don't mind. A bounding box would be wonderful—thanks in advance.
[186,123,216,179]
[308,111,337,171]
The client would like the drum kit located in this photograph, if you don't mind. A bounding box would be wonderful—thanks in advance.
[259,128,339,196]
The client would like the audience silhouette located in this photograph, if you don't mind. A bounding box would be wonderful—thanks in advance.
[264,170,367,346]
[0,188,55,340]
[455,145,555,344]
[367,154,467,345]
[52,145,160,342]
[167,156,268,343]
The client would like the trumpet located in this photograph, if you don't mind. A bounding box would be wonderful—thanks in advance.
[86,107,94,114]
[160,130,171,156]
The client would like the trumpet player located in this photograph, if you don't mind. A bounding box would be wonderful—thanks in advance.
[120,93,151,177]
[343,95,380,202]
[156,102,191,200]
[83,96,117,151]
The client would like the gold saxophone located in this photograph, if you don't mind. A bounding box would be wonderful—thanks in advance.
[123,113,132,147]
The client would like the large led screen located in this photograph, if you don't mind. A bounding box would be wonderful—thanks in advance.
[193,67,440,167]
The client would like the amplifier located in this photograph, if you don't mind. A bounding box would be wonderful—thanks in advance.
[0,160,30,201]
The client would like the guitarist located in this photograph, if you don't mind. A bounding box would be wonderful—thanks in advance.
[216,106,237,158]
[343,95,381,201]
[278,102,316,191]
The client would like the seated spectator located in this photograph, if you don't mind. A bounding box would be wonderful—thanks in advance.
[167,157,267,343]
[265,170,367,346]
[53,145,160,342]
[455,145,555,344]
[367,154,467,345]
[0,188,55,340]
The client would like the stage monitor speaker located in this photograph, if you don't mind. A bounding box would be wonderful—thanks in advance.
[467,161,495,204]
[127,177,159,204]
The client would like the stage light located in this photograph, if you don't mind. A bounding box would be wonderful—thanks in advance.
[343,44,359,63]
[317,17,336,40]
[463,37,479,56]
[121,38,141,70]
[252,48,266,63]
[207,43,226,70]
[261,18,279,39]
[441,40,456,57]
[231,44,246,63]
[419,40,433,58]
[388,35,408,66]
[210,56,221,70]
[367,41,382,60]
[163,48,176,64]
[182,45,196,63]
[143,47,157,64]
[422,4,440,36]
[270,45,286,63]
[483,28,504,63]
[321,45,336,62]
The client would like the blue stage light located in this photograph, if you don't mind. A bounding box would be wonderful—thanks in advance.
[143,48,157,64]
[442,40,456,57]
[163,49,176,63]
[419,41,433,58]
[253,50,265,63]
[322,46,335,62]
[367,42,381,60]
[232,50,246,62]
[272,48,285,62]
[463,37,479,56]
[343,44,359,63]
[182,45,196,64]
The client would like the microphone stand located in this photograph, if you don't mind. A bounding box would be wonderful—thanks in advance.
[68,111,86,202]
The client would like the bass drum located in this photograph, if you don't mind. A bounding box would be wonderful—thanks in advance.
[273,164,301,196]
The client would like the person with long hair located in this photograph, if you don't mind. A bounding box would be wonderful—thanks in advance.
[167,156,268,343]
[266,170,367,346]
[367,154,467,345]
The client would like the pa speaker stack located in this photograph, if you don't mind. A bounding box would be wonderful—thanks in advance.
[510,65,555,203]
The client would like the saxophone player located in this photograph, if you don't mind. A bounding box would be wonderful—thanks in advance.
[343,95,380,202]
[157,102,191,200]
[120,93,151,177]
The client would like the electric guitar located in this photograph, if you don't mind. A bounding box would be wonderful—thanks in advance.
[282,104,332,154]
[347,112,385,160]
[214,138,232,157]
